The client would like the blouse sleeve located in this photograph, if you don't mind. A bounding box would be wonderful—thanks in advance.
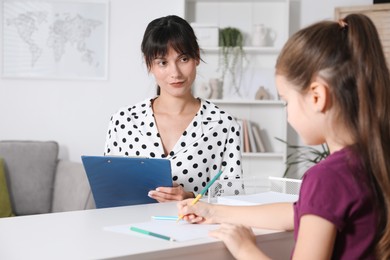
[104,114,118,155]
[214,120,244,196]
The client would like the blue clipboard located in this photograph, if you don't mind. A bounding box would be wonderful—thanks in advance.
[81,155,172,208]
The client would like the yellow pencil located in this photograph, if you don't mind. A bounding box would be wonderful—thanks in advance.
[176,168,224,222]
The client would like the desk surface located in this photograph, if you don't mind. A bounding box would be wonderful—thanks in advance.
[0,202,294,260]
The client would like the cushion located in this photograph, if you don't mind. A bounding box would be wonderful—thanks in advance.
[52,160,95,212]
[0,158,14,217]
[0,141,58,215]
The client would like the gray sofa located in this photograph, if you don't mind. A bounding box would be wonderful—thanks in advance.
[0,140,95,216]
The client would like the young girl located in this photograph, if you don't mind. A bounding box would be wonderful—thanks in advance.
[105,15,244,202]
[178,13,390,259]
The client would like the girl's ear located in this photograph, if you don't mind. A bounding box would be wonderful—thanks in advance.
[308,77,330,113]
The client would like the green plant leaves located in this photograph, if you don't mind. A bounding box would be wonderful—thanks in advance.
[275,137,330,178]
[218,27,246,97]
[219,27,243,48]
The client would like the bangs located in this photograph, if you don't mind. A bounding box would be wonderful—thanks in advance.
[143,25,199,69]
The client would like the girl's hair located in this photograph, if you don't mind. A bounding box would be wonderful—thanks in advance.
[276,14,390,258]
[141,15,200,95]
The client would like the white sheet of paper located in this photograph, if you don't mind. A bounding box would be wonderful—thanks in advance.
[217,191,298,206]
[104,220,220,242]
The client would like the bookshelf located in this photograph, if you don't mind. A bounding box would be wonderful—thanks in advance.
[211,99,287,194]
[185,0,290,193]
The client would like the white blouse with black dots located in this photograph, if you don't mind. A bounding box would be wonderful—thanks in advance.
[104,97,244,197]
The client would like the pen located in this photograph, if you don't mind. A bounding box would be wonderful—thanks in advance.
[176,168,224,221]
[151,216,178,221]
[130,226,175,241]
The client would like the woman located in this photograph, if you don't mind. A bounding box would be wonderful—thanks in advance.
[105,15,244,202]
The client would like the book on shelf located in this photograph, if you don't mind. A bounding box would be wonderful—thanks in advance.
[252,122,266,152]
[236,118,267,153]
[242,119,251,153]
[246,120,257,152]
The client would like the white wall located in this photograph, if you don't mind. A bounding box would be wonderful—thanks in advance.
[288,0,372,37]
[297,0,372,27]
[0,0,372,162]
[0,0,184,161]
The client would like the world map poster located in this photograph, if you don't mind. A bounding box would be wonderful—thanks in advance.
[2,0,108,80]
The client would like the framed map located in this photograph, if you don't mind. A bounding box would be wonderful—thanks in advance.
[2,0,109,80]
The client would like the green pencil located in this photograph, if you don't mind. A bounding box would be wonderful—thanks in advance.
[130,226,175,242]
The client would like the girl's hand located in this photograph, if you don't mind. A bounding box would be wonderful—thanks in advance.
[148,182,194,202]
[177,199,215,224]
[209,223,270,260]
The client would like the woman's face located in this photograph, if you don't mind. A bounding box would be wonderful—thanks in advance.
[150,46,199,98]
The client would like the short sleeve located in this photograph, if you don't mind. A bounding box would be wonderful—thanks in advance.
[295,163,358,230]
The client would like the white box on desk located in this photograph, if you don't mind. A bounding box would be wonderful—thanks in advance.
[191,23,219,47]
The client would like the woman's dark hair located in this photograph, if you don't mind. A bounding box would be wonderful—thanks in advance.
[141,15,200,95]
[276,13,390,259]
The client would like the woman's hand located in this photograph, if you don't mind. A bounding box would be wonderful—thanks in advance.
[148,182,194,202]
[210,223,270,260]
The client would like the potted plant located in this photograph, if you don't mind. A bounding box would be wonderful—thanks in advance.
[218,27,246,97]
[275,137,330,178]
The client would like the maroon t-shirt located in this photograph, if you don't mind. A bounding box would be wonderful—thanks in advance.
[293,148,377,259]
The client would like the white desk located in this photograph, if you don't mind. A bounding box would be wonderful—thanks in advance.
[0,202,294,259]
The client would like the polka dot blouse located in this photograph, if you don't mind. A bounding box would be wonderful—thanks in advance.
[104,97,244,197]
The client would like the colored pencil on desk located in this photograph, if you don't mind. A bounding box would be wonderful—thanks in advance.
[130,226,175,241]
[176,168,224,222]
[151,216,178,221]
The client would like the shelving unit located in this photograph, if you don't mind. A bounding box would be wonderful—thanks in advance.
[185,0,290,193]
[211,99,287,194]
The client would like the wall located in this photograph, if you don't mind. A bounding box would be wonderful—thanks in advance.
[0,0,372,162]
[0,0,184,161]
